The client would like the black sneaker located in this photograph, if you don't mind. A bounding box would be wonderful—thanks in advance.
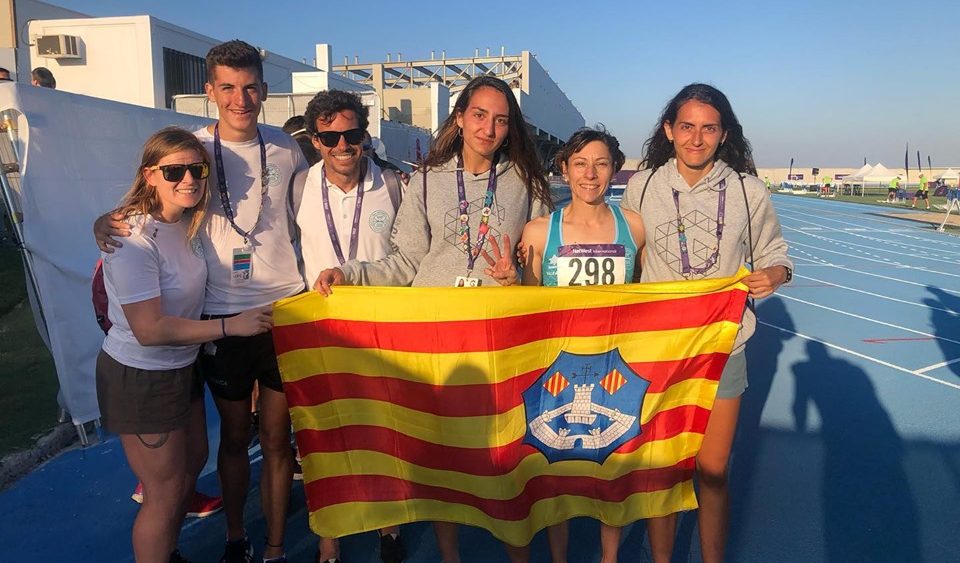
[219,536,253,563]
[169,550,192,563]
[379,534,406,563]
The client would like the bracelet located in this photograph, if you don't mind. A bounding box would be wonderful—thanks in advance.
[220,317,227,338]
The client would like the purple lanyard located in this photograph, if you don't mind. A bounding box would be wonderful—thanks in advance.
[213,124,267,245]
[320,165,366,266]
[672,179,726,276]
[456,154,499,272]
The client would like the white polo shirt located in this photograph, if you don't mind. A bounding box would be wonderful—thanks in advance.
[298,157,399,288]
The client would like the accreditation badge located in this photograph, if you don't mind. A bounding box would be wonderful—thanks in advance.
[231,246,253,285]
[555,244,626,286]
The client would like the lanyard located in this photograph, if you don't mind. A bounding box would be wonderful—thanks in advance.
[320,163,366,265]
[213,124,267,245]
[672,179,726,276]
[456,154,499,273]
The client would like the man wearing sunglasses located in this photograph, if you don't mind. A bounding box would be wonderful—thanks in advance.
[95,40,308,563]
[297,89,406,563]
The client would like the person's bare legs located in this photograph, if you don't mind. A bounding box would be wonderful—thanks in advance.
[317,536,340,561]
[433,522,460,562]
[212,394,253,542]
[121,428,187,563]
[258,386,294,559]
[503,543,529,563]
[696,396,741,563]
[172,399,208,536]
[547,522,569,563]
[646,513,677,563]
[599,523,620,563]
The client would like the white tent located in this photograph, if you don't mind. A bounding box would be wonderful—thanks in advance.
[936,168,959,181]
[863,163,897,183]
[843,163,875,182]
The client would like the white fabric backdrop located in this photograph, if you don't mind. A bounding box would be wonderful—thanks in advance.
[0,83,210,425]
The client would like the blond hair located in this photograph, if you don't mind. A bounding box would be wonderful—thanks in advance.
[116,127,210,241]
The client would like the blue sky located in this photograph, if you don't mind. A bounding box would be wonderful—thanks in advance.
[52,0,960,167]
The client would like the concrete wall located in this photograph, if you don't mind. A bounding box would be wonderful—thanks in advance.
[383,87,433,129]
[4,0,88,83]
[27,14,315,109]
[519,51,583,142]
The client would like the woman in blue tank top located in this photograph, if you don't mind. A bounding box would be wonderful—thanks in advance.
[507,128,645,563]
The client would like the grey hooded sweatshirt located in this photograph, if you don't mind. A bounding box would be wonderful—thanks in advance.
[621,158,792,353]
[339,158,551,287]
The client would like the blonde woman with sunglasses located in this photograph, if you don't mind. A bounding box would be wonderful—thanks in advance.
[96,127,272,563]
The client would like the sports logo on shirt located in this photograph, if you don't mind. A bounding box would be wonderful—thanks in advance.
[369,209,390,233]
[522,349,648,464]
[265,163,282,188]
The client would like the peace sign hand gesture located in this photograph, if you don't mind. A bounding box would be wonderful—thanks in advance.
[480,233,519,286]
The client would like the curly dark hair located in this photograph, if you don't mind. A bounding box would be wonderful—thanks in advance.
[423,76,552,210]
[553,126,626,173]
[641,83,756,175]
[303,90,370,135]
[205,40,263,82]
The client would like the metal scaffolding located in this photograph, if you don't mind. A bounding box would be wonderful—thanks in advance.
[334,52,523,96]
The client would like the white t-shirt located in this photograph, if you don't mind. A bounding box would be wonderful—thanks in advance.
[298,158,400,287]
[194,126,308,314]
[101,214,206,370]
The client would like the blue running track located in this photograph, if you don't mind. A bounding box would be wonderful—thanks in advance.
[3,194,959,562]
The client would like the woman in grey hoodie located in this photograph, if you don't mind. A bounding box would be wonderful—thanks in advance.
[315,76,553,563]
[620,84,792,563]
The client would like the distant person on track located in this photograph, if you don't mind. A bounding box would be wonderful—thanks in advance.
[912,173,930,209]
[620,83,793,563]
[96,127,271,563]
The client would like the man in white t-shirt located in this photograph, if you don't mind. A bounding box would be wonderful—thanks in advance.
[96,40,307,563]
[298,89,406,563]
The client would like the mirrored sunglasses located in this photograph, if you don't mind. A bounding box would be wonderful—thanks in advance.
[314,128,364,148]
[147,162,210,182]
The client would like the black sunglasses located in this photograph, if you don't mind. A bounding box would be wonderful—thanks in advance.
[314,128,364,148]
[147,162,210,182]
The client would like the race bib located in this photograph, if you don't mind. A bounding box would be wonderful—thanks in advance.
[556,244,626,286]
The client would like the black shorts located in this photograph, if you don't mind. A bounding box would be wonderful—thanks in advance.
[914,190,928,199]
[96,350,202,435]
[199,314,283,401]
[888,187,897,194]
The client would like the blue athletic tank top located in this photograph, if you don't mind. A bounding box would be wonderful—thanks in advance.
[540,205,638,287]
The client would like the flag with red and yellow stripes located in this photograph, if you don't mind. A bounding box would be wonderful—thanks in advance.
[273,270,748,545]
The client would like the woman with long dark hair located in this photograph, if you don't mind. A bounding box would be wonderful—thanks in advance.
[620,83,792,563]
[315,76,553,562]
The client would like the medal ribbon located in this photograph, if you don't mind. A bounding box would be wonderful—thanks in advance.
[456,154,499,272]
[213,123,268,245]
[321,162,367,265]
[672,178,726,276]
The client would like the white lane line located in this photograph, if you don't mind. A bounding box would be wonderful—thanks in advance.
[915,357,960,374]
[757,320,960,390]
[802,263,960,295]
[776,204,960,249]
[792,274,960,315]
[783,223,960,265]
[778,293,960,346]
[788,240,960,278]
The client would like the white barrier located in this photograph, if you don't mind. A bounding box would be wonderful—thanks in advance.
[0,83,210,426]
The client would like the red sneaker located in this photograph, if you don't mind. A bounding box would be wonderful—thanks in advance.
[131,482,144,504]
[186,491,223,518]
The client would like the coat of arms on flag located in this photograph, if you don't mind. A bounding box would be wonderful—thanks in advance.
[273,270,748,546]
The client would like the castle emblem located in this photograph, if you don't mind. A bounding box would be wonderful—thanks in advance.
[522,349,649,464]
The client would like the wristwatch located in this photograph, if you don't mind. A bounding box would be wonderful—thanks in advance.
[783,266,793,284]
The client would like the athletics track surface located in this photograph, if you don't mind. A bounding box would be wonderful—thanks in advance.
[2,194,958,562]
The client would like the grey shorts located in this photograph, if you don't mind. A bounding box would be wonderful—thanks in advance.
[96,350,202,435]
[716,351,748,399]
